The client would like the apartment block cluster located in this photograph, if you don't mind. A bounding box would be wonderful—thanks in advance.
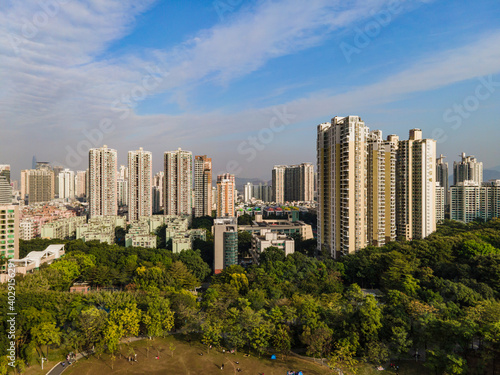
[317,115,500,258]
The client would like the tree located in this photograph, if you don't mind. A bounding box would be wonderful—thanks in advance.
[300,322,333,359]
[169,342,176,357]
[273,324,292,359]
[201,318,223,353]
[142,296,175,339]
[329,340,358,375]
[31,322,61,357]
[78,306,107,351]
[102,321,122,369]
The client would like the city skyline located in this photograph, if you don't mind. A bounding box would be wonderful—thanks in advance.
[1,1,500,180]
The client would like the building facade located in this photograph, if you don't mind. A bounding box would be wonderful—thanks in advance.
[454,153,483,186]
[128,148,153,221]
[396,129,437,241]
[58,169,75,201]
[272,163,314,203]
[436,154,449,206]
[194,155,212,217]
[89,145,118,217]
[0,205,19,261]
[213,217,238,274]
[317,116,369,258]
[366,130,397,247]
[164,149,193,216]
[216,173,235,217]
[21,166,55,204]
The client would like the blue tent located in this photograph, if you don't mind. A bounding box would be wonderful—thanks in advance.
[297,372,303,375]
[271,355,276,360]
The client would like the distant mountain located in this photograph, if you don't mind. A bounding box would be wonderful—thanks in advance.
[484,169,500,181]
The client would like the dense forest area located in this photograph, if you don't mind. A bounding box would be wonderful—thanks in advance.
[1,219,500,374]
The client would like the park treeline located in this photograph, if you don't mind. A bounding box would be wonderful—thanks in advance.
[1,219,500,374]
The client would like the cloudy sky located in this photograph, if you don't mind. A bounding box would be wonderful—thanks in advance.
[1,0,500,180]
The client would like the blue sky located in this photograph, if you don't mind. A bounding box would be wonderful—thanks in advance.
[1,0,500,180]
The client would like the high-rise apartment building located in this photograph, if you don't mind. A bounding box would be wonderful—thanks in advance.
[152,171,164,213]
[194,155,212,217]
[0,176,12,204]
[454,153,483,186]
[75,170,87,199]
[164,148,193,216]
[213,217,238,274]
[216,173,235,217]
[58,169,75,201]
[436,183,445,223]
[436,154,449,206]
[366,131,397,247]
[272,163,314,203]
[317,116,369,258]
[244,182,253,203]
[0,165,11,184]
[450,180,500,223]
[88,145,117,217]
[396,129,437,240]
[53,165,63,197]
[128,148,152,221]
[0,205,19,261]
[20,165,55,204]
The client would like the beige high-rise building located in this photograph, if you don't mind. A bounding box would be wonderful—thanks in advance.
[396,129,437,240]
[0,205,19,261]
[75,170,87,199]
[164,148,193,216]
[194,155,212,217]
[128,148,152,221]
[367,131,397,247]
[0,165,11,184]
[216,173,235,217]
[88,145,117,217]
[272,165,286,203]
[21,165,55,204]
[453,153,483,186]
[0,176,12,204]
[272,163,314,204]
[436,183,445,223]
[317,116,369,258]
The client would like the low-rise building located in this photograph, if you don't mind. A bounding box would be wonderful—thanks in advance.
[238,211,313,239]
[76,215,126,244]
[41,216,86,239]
[252,230,295,258]
[1,244,65,282]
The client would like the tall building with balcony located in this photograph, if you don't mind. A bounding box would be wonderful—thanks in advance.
[317,116,369,258]
[75,170,87,199]
[152,171,164,213]
[436,154,449,206]
[20,164,55,204]
[58,169,75,201]
[367,131,397,247]
[272,163,314,203]
[396,129,437,240]
[450,180,500,223]
[194,155,212,217]
[127,148,152,221]
[0,205,19,261]
[216,173,235,217]
[88,145,117,217]
[164,148,193,216]
[213,217,238,274]
[0,165,11,184]
[454,153,483,186]
[0,176,12,205]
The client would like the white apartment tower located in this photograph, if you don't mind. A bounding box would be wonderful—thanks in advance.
[216,173,236,217]
[453,153,483,186]
[128,148,153,221]
[367,131,397,247]
[317,116,369,258]
[194,155,212,217]
[396,129,437,240]
[58,169,75,201]
[88,145,118,217]
[164,148,193,216]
